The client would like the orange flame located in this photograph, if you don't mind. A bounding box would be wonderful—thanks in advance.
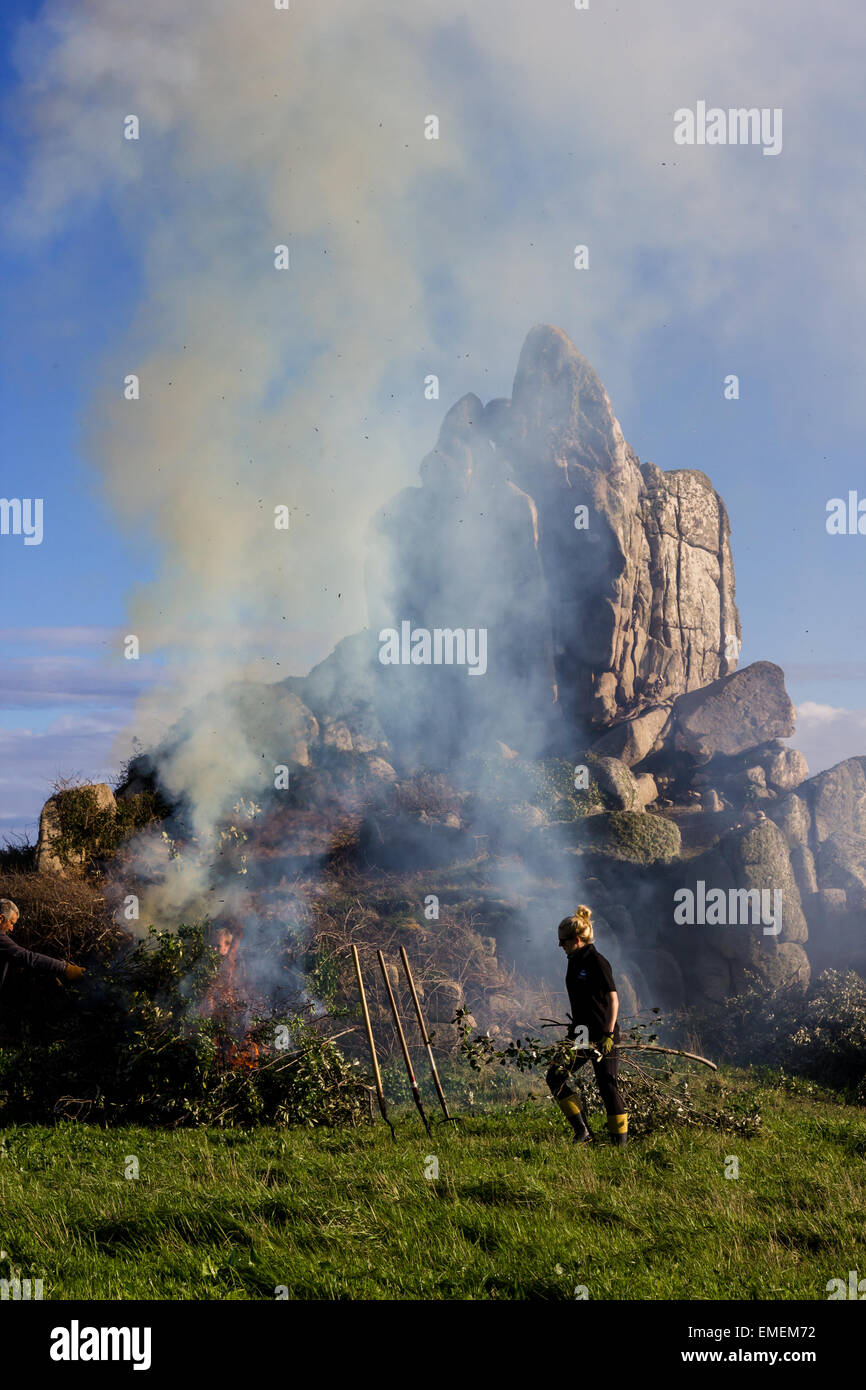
[203,921,263,1069]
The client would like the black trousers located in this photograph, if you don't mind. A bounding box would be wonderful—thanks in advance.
[546,1046,625,1117]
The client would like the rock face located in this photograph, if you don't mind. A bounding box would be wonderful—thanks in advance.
[286,633,390,757]
[591,704,671,767]
[36,784,117,875]
[672,661,795,763]
[770,757,866,976]
[262,326,842,1006]
[365,324,740,764]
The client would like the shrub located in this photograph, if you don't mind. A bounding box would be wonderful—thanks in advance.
[0,870,119,960]
[0,922,368,1128]
[463,754,601,824]
[670,969,866,1102]
[0,837,36,873]
[46,785,167,874]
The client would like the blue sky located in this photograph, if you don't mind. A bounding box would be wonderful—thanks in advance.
[0,0,156,837]
[1,0,865,842]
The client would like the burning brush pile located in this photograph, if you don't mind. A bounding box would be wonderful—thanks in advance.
[0,776,552,1129]
[0,916,370,1129]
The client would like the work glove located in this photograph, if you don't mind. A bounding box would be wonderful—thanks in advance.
[64,962,85,982]
[599,1033,615,1057]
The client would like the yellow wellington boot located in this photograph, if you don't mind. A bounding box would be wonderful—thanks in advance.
[558,1093,593,1143]
[606,1113,629,1147]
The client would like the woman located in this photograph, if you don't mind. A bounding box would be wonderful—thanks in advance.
[546,905,628,1146]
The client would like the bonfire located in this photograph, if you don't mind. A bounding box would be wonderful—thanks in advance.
[201,921,263,1070]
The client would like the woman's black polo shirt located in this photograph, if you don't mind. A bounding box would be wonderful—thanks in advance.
[566,943,620,1042]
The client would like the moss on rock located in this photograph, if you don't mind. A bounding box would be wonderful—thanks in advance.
[579,810,682,864]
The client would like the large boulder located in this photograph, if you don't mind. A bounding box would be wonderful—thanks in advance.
[590,704,672,767]
[36,783,117,875]
[766,757,866,978]
[770,757,866,894]
[730,941,810,994]
[771,758,866,853]
[672,661,795,764]
[728,820,808,945]
[577,811,681,864]
[760,745,809,793]
[588,754,639,810]
[809,757,866,841]
[660,820,809,997]
[284,631,391,756]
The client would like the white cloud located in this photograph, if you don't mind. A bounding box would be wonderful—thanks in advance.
[0,712,132,841]
[0,657,150,709]
[792,702,866,776]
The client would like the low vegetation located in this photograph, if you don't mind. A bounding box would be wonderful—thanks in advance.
[0,923,368,1128]
[0,1075,863,1299]
[670,969,866,1103]
[46,782,168,875]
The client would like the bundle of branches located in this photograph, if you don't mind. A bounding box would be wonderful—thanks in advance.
[0,922,368,1129]
[455,1009,762,1138]
[0,869,121,961]
[310,888,552,1060]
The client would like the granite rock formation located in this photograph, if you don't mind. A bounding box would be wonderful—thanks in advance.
[362,324,741,764]
[36,783,117,876]
[104,325,866,1012]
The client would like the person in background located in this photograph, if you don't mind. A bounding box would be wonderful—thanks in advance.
[546,904,628,1146]
[0,898,85,989]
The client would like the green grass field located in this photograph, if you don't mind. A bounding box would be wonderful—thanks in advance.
[1,1070,864,1301]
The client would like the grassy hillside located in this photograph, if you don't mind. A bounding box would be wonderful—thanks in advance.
[1,1070,863,1300]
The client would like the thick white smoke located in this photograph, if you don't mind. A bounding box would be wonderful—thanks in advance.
[6,0,865,929]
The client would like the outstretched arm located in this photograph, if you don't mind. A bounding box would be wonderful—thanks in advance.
[0,933,68,979]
